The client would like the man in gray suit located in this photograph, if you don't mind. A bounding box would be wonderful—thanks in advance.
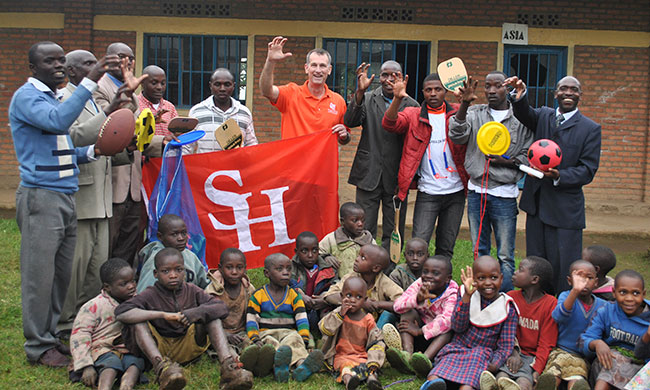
[93,42,145,266]
[58,50,134,331]
[344,61,419,270]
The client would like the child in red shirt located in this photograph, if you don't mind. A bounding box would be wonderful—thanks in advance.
[481,256,558,390]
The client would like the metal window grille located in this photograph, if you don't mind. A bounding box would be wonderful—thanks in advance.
[504,45,567,108]
[323,39,430,103]
[144,34,248,109]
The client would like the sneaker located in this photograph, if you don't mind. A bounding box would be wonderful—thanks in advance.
[496,377,521,390]
[273,345,292,383]
[155,358,186,390]
[292,349,324,382]
[479,371,498,390]
[386,347,413,374]
[254,344,276,377]
[35,348,70,368]
[410,352,432,378]
[420,378,446,390]
[571,378,590,390]
[382,323,402,350]
[535,372,556,390]
[346,374,360,390]
[239,344,259,373]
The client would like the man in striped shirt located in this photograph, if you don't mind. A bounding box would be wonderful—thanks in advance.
[184,68,257,154]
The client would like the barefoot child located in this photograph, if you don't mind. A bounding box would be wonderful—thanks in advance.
[389,256,459,378]
[484,256,558,390]
[137,214,209,292]
[205,248,256,356]
[583,245,617,302]
[422,256,518,390]
[115,248,253,390]
[320,202,375,278]
[290,231,338,334]
[581,270,650,390]
[71,258,144,390]
[320,276,386,390]
[245,253,324,382]
[536,260,606,390]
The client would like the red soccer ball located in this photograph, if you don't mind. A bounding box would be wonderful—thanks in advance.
[527,139,562,171]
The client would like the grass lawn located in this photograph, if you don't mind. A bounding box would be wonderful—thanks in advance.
[0,218,648,389]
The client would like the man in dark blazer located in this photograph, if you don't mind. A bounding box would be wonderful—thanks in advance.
[505,75,601,293]
[344,60,419,261]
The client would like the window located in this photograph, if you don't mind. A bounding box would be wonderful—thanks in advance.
[144,34,248,109]
[323,39,430,102]
[504,45,567,108]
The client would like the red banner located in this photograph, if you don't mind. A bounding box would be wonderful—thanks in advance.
[142,130,340,269]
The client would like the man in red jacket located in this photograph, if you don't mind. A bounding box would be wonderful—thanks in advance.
[382,73,468,259]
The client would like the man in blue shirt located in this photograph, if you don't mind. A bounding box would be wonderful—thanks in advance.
[9,41,119,367]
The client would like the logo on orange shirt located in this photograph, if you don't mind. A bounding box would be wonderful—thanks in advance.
[328,102,338,115]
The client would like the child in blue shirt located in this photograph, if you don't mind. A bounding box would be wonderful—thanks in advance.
[536,260,606,390]
[581,270,650,390]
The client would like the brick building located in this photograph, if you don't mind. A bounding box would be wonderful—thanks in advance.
[1,0,649,206]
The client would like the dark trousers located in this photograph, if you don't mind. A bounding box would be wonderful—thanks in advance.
[355,186,408,253]
[412,189,466,259]
[525,213,582,294]
[16,186,76,362]
[109,193,144,266]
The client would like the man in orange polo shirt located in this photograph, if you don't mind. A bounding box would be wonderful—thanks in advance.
[259,36,350,144]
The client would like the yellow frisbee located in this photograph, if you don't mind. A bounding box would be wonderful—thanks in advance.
[477,121,511,156]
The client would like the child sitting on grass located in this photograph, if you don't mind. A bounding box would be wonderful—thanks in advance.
[137,214,209,293]
[482,256,558,390]
[583,245,617,301]
[245,253,324,383]
[71,258,143,390]
[422,256,518,390]
[323,244,403,336]
[390,237,430,290]
[320,202,375,278]
[536,260,606,390]
[389,256,459,378]
[290,231,338,335]
[319,276,385,390]
[205,248,256,356]
[116,248,253,390]
[625,324,650,389]
[581,269,650,390]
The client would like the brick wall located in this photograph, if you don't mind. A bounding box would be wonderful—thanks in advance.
[76,0,650,32]
[574,45,650,201]
[438,41,499,106]
[0,28,64,189]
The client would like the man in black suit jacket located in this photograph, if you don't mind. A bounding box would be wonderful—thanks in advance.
[344,60,419,266]
[504,75,601,293]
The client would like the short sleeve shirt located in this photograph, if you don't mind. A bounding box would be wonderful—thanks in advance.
[273,81,347,139]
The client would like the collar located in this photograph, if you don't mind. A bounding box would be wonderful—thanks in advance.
[204,95,237,113]
[28,77,63,98]
[427,102,446,115]
[106,73,123,87]
[556,107,578,122]
[300,80,331,100]
[100,289,121,307]
[333,226,373,246]
[206,268,251,295]
[139,93,166,109]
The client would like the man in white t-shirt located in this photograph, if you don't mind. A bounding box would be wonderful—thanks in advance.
[382,73,468,259]
[449,71,533,291]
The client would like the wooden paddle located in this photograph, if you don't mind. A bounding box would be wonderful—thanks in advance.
[437,57,468,93]
[389,197,402,264]
[214,118,243,150]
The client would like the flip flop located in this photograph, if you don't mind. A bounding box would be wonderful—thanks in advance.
[382,323,402,350]
[273,345,292,383]
[292,349,324,382]
[386,347,413,374]
[254,344,276,378]
[410,352,432,378]
[420,378,446,390]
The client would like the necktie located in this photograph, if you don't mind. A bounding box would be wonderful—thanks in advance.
[556,113,565,127]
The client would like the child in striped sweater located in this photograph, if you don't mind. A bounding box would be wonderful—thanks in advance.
[245,253,324,382]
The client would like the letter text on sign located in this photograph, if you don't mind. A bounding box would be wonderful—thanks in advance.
[204,170,294,252]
